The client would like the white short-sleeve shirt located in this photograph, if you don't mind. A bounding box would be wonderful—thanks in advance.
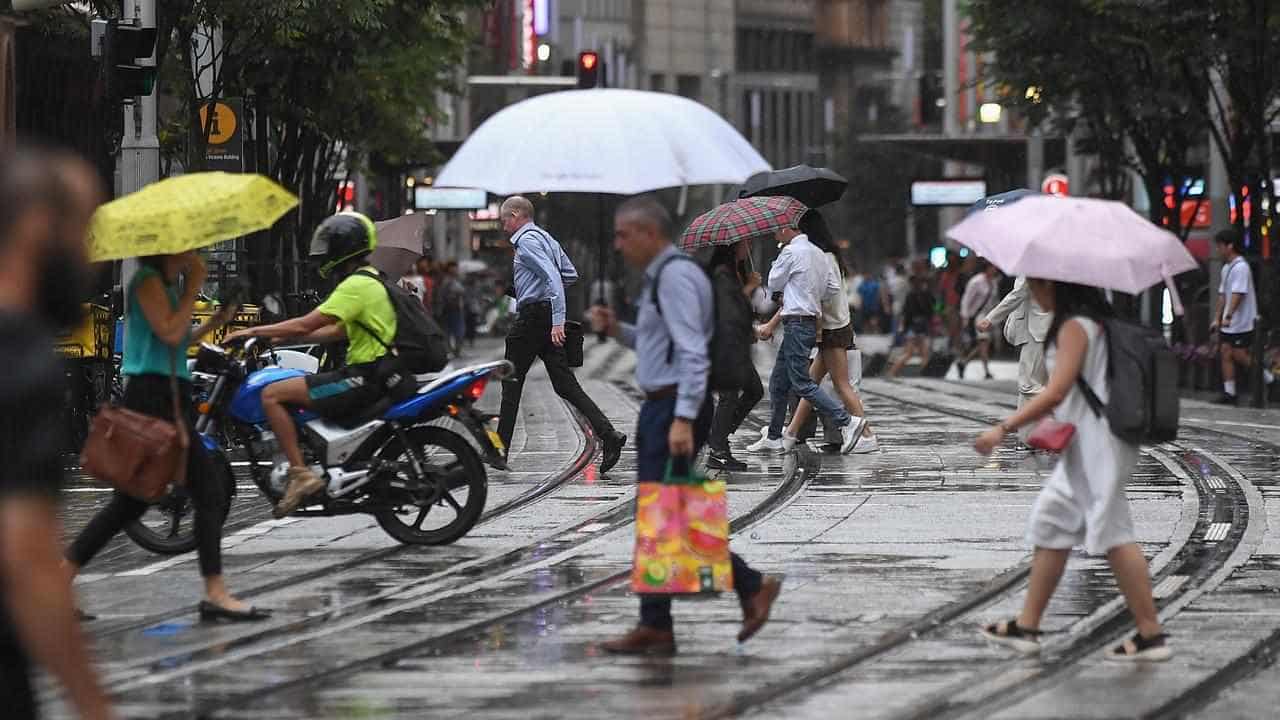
[1219,257,1257,334]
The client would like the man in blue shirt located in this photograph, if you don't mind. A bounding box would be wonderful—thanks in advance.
[496,196,626,470]
[591,196,781,655]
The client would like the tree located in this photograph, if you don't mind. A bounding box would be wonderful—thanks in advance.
[155,0,481,296]
[967,1,1211,240]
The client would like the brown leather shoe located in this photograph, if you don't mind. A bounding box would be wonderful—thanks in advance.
[600,626,676,656]
[274,466,324,518]
[739,575,782,643]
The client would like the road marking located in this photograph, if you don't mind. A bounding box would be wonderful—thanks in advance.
[575,522,610,533]
[1152,574,1189,599]
[1205,522,1231,542]
[1208,477,1227,491]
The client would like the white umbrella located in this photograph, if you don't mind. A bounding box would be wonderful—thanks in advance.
[434,89,770,195]
[946,196,1199,311]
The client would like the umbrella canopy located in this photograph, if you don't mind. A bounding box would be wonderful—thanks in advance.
[966,188,1039,217]
[368,247,420,281]
[738,165,848,207]
[373,213,428,253]
[946,196,1198,295]
[679,196,808,253]
[434,89,770,195]
[88,172,297,262]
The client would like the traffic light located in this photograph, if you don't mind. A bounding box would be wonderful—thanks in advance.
[104,20,158,100]
[577,51,600,89]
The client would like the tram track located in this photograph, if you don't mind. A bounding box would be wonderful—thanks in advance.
[111,385,817,718]
[87,404,600,642]
[687,379,1261,719]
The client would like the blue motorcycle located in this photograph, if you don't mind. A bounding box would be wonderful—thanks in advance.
[124,339,510,552]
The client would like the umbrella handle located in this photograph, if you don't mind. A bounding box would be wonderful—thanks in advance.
[1163,273,1185,317]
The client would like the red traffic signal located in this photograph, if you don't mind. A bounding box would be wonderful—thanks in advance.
[577,51,600,88]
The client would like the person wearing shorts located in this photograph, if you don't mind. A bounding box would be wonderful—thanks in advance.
[1210,229,1270,404]
[226,212,406,517]
[888,276,936,378]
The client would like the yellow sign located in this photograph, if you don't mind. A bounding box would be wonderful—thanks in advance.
[199,102,238,145]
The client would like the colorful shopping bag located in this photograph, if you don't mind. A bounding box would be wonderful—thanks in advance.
[630,461,733,595]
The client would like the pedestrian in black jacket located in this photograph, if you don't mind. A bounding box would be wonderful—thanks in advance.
[705,241,765,471]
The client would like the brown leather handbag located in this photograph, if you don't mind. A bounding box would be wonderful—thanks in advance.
[80,350,188,502]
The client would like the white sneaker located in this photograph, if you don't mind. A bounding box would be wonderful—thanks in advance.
[840,417,867,454]
[781,432,798,452]
[851,434,880,454]
[746,435,784,454]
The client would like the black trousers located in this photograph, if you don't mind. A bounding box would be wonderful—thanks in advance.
[0,637,35,720]
[635,396,763,631]
[67,375,229,577]
[496,301,615,449]
[707,366,764,454]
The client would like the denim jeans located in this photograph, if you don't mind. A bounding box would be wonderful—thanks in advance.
[767,318,850,439]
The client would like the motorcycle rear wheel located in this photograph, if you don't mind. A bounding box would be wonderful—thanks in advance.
[123,458,232,555]
[374,425,487,546]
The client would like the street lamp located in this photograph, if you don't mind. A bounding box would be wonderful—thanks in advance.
[978,102,1002,124]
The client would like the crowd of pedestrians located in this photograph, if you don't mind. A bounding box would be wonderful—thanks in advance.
[0,145,1211,719]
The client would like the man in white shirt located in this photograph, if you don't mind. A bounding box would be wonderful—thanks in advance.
[1211,229,1268,404]
[747,224,865,454]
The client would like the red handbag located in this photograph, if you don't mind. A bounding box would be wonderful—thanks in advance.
[1026,418,1076,453]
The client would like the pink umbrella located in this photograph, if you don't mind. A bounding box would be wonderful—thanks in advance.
[946,196,1198,310]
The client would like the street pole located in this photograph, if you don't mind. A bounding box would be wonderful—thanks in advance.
[942,0,958,138]
[117,0,159,318]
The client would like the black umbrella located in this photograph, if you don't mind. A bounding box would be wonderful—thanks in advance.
[737,165,849,207]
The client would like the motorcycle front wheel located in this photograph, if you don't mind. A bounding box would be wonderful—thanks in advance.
[123,458,233,555]
[374,425,487,546]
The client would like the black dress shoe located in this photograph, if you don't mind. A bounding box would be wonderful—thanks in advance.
[1212,393,1238,406]
[198,601,272,623]
[600,431,627,473]
[75,608,96,622]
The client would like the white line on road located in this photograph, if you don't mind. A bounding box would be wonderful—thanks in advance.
[1205,522,1232,542]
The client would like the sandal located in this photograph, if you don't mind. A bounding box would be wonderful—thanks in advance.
[979,618,1043,655]
[1106,631,1172,662]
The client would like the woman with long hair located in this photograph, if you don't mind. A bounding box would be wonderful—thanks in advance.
[66,252,268,622]
[775,210,879,453]
[974,279,1168,661]
[704,240,765,471]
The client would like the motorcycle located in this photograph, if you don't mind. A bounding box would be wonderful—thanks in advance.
[124,338,511,553]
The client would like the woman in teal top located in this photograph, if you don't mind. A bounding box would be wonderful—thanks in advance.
[66,251,269,622]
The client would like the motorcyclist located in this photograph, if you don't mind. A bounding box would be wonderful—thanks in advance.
[225,212,410,517]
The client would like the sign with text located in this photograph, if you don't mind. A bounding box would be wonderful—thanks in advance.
[910,180,987,206]
[199,98,244,172]
[414,187,487,210]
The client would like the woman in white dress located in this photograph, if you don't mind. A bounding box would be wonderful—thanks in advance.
[972,279,1170,662]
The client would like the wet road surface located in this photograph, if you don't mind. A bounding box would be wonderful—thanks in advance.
[37,339,1280,719]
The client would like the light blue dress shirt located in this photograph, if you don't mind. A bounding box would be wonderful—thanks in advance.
[618,245,713,420]
[511,221,578,326]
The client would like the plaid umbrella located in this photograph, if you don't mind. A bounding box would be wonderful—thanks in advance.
[679,196,808,252]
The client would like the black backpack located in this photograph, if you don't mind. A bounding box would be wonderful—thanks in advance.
[354,269,449,374]
[650,254,753,392]
[1078,318,1178,445]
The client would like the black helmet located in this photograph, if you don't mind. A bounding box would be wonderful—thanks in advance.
[311,211,377,279]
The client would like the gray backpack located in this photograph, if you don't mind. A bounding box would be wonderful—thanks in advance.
[1078,318,1179,444]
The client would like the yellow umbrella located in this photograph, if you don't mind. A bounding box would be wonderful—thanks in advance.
[87,172,298,262]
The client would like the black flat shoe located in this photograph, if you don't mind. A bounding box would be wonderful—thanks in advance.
[198,600,272,623]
